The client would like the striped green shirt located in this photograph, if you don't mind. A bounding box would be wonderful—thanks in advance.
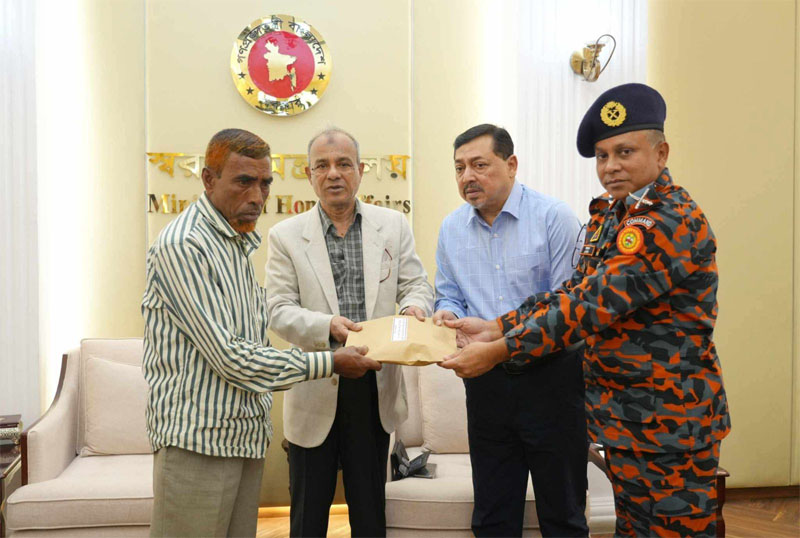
[142,193,333,458]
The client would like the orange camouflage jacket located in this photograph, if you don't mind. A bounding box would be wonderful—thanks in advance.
[498,169,730,453]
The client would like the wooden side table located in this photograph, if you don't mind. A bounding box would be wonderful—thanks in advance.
[0,443,22,538]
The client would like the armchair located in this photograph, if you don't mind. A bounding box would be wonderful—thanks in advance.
[6,339,153,537]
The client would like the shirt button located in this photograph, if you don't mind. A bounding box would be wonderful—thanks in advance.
[495,264,500,270]
[499,296,504,301]
[331,378,338,386]
[493,233,499,238]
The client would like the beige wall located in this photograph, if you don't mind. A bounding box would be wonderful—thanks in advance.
[145,0,412,285]
[84,0,147,339]
[412,1,489,268]
[68,0,798,508]
[648,0,797,487]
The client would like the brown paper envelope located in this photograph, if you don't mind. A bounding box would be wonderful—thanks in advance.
[345,315,457,366]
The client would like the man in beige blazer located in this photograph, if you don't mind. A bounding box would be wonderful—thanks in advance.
[266,128,433,537]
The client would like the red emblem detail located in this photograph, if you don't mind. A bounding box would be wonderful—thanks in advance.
[247,32,315,98]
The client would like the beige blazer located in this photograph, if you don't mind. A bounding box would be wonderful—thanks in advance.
[265,202,433,448]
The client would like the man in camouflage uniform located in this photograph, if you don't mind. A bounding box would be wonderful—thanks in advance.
[440,83,731,537]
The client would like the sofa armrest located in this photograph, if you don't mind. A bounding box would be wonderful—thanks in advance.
[588,443,607,475]
[387,431,396,482]
[21,351,79,485]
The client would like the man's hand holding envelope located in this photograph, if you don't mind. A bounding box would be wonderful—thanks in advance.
[345,315,458,366]
[438,317,507,378]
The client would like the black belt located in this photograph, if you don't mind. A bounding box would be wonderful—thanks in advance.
[499,342,586,375]
[500,361,532,375]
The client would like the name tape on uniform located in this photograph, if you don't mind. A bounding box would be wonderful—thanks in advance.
[623,216,655,229]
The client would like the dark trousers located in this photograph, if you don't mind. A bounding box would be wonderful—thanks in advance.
[465,349,589,537]
[288,371,390,538]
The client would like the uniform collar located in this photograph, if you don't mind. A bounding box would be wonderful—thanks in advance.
[196,192,262,251]
[654,167,673,190]
[588,192,614,216]
[589,168,672,217]
[467,181,523,226]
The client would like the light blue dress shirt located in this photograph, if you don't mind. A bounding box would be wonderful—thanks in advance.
[435,181,581,320]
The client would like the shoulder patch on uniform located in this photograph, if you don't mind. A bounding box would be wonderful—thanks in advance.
[617,226,644,255]
[589,225,603,243]
[623,216,655,230]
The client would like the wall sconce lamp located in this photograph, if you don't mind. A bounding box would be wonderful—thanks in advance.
[570,34,616,82]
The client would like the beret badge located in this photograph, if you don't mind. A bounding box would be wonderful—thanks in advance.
[600,101,627,127]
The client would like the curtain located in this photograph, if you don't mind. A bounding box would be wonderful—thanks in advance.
[1,0,41,425]
[483,0,648,221]
[36,0,93,410]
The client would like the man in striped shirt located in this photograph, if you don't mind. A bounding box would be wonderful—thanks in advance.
[142,129,380,537]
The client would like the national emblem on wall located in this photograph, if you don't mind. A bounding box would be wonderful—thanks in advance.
[230,15,332,116]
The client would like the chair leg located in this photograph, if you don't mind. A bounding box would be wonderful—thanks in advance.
[716,467,729,538]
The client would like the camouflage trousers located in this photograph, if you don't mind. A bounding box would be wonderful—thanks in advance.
[604,443,720,537]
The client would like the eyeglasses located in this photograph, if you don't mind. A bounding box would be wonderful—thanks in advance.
[571,223,588,268]
[380,249,392,283]
[310,161,355,175]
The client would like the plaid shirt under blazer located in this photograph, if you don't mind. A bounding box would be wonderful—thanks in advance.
[265,202,434,448]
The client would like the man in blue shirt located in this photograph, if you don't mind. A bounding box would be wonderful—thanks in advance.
[433,124,589,537]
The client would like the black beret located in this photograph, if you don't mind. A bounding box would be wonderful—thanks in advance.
[577,83,666,157]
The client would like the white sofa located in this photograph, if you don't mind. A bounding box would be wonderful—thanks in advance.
[7,338,152,537]
[385,364,615,537]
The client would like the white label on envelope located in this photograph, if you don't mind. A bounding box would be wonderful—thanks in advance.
[391,317,408,341]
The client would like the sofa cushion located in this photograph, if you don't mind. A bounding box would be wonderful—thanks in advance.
[7,454,153,531]
[77,338,145,454]
[385,450,539,531]
[81,356,151,456]
[418,365,469,453]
